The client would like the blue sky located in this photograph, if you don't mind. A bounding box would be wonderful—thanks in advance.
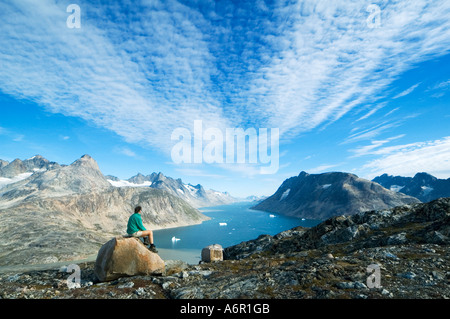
[1,0,450,197]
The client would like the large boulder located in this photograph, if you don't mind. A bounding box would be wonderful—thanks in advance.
[94,236,165,282]
[201,244,223,262]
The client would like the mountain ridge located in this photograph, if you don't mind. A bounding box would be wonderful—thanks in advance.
[0,154,237,208]
[373,172,450,202]
[0,154,209,266]
[252,171,420,219]
[106,172,237,208]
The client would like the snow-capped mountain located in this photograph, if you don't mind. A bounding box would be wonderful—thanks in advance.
[0,155,61,188]
[106,172,237,208]
[0,154,209,266]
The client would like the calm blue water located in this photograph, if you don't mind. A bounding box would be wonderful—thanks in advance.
[153,202,321,264]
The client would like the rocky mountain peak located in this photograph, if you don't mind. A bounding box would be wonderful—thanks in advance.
[0,159,9,169]
[413,172,437,184]
[156,172,166,180]
[111,172,236,208]
[27,154,46,161]
[298,171,309,178]
[0,154,111,201]
[127,173,149,184]
[72,154,97,167]
[0,155,59,178]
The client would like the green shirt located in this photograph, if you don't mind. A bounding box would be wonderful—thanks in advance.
[127,213,146,235]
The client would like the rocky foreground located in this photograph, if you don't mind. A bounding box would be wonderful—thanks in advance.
[0,198,449,300]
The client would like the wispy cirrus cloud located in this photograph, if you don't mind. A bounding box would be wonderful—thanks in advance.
[354,102,388,122]
[392,83,421,99]
[114,147,137,158]
[0,0,230,155]
[241,0,450,139]
[427,79,450,98]
[1,0,450,164]
[349,134,406,157]
[360,136,450,179]
[343,120,403,144]
[308,163,343,174]
[0,126,25,143]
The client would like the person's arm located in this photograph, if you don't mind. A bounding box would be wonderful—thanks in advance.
[137,214,147,231]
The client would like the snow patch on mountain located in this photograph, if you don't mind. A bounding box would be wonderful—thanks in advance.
[280,189,290,201]
[390,185,405,192]
[0,172,33,189]
[107,179,152,188]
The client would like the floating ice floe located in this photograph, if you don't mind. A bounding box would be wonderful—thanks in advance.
[219,222,227,226]
[269,214,275,218]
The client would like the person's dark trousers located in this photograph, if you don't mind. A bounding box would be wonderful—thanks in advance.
[139,236,150,246]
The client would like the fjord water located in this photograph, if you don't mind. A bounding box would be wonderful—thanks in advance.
[154,202,321,264]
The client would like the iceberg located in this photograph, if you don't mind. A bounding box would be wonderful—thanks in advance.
[219,222,227,226]
[171,236,180,242]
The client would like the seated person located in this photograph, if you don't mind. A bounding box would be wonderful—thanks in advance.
[127,205,158,253]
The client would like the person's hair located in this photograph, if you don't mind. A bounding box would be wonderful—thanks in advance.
[134,206,142,214]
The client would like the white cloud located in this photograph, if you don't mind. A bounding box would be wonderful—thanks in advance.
[0,0,231,156]
[241,1,450,138]
[308,163,343,174]
[432,79,450,90]
[113,146,141,159]
[119,148,137,158]
[392,83,421,99]
[354,102,388,122]
[384,107,400,118]
[344,121,403,144]
[427,79,450,98]
[349,134,406,157]
[360,137,450,179]
[1,0,450,165]
[13,136,24,142]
